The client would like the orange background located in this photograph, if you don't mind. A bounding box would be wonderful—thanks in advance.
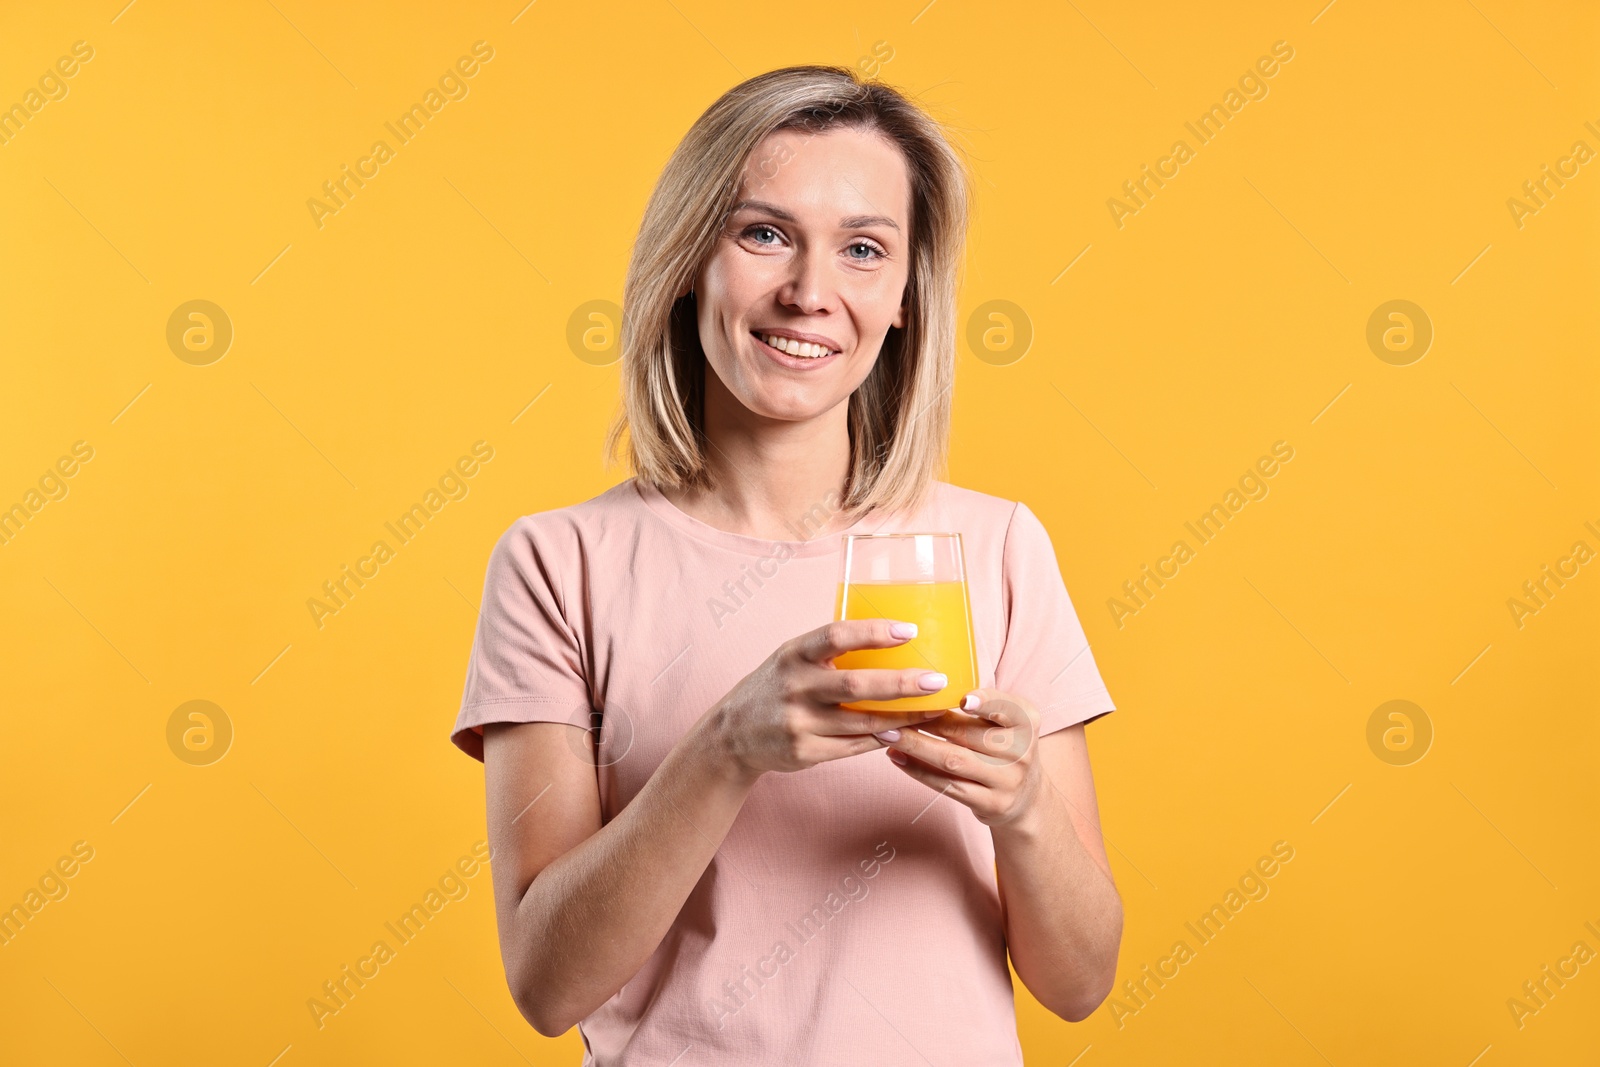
[1,1,1595,1064]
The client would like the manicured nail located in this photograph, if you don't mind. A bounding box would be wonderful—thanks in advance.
[890,621,917,639]
[962,693,981,712]
[918,672,947,691]
[874,729,901,742]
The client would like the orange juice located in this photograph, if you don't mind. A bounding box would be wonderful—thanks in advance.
[832,580,977,712]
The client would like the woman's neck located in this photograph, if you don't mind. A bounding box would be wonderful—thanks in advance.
[660,393,858,542]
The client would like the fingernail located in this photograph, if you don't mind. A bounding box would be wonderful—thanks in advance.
[874,729,901,742]
[890,622,917,639]
[962,693,981,712]
[918,672,947,691]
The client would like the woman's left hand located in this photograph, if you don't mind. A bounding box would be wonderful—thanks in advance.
[874,688,1043,829]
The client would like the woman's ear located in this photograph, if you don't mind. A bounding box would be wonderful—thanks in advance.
[891,302,906,329]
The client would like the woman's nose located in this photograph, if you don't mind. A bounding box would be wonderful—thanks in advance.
[779,250,837,314]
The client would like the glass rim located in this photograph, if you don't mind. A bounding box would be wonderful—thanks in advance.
[840,531,964,540]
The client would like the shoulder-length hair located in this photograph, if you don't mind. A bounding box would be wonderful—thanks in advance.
[603,64,972,521]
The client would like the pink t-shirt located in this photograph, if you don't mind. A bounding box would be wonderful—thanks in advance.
[451,477,1115,1065]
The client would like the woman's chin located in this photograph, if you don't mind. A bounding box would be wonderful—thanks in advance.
[744,390,846,424]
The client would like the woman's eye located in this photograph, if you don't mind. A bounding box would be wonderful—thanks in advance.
[745,225,780,245]
[847,240,886,260]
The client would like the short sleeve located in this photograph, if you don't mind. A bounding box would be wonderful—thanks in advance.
[449,517,594,761]
[993,501,1116,735]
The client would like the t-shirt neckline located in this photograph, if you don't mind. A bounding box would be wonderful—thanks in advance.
[632,479,892,557]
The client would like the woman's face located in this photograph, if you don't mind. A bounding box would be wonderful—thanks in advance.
[692,124,912,424]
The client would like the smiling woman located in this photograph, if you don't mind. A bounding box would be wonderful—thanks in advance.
[451,65,1121,1065]
[604,71,967,521]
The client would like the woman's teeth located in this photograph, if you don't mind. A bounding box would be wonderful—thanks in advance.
[759,333,835,359]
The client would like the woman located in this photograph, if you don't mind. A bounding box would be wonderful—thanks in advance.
[451,65,1122,1064]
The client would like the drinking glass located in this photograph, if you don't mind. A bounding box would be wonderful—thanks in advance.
[832,532,977,712]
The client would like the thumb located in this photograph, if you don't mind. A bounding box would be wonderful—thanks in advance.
[959,688,1035,728]
[956,687,994,714]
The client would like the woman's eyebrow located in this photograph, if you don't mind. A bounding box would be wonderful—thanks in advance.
[730,198,901,233]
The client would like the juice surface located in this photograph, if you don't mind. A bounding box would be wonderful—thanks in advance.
[832,580,976,712]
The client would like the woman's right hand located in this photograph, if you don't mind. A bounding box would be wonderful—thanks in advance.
[702,618,952,781]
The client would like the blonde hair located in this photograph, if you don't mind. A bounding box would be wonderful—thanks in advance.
[603,64,972,521]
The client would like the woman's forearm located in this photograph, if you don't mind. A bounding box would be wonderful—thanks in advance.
[992,778,1123,1021]
[506,710,757,1035]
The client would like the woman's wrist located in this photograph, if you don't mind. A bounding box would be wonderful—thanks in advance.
[684,703,764,792]
[987,768,1056,847]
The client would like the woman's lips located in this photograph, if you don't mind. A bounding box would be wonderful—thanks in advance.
[751,331,841,368]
